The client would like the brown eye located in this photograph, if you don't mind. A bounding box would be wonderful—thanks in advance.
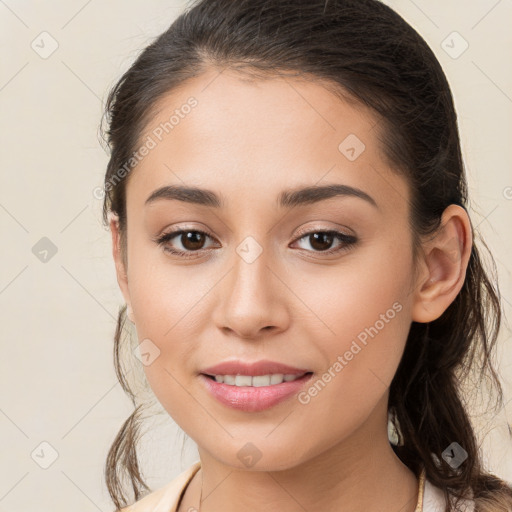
[308,232,335,251]
[154,229,218,258]
[180,231,207,250]
[292,230,357,255]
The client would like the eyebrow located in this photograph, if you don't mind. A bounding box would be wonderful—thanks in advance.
[144,183,378,210]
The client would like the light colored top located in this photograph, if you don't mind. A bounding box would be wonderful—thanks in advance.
[121,461,475,512]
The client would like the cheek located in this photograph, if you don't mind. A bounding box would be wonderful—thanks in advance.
[126,251,217,413]
[298,238,412,340]
[127,241,213,338]
[292,240,414,400]
[287,269,412,458]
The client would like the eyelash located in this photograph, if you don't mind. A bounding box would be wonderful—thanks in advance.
[153,227,357,259]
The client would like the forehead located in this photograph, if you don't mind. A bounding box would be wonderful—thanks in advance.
[127,68,410,218]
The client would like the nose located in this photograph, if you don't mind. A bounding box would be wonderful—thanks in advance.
[212,246,291,340]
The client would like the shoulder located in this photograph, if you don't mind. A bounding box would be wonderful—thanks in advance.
[424,478,475,512]
[119,461,201,512]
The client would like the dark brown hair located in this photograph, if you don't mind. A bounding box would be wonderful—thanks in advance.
[99,0,512,510]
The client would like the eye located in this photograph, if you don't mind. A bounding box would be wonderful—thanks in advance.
[153,229,218,258]
[291,230,357,255]
[153,227,357,259]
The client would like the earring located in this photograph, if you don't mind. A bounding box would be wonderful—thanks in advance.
[126,304,135,323]
[388,409,402,446]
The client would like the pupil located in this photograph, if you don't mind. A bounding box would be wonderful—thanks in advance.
[183,231,204,250]
[310,232,333,251]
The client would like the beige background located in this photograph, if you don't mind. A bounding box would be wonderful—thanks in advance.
[1,0,511,510]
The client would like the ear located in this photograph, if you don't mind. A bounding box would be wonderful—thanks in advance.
[411,204,472,323]
[109,212,135,323]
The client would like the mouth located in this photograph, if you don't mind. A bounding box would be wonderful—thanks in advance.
[200,359,312,378]
[201,372,313,387]
[199,371,314,412]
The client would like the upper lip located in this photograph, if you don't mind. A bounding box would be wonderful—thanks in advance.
[200,359,312,376]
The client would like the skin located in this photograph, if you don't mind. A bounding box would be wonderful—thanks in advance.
[111,67,472,512]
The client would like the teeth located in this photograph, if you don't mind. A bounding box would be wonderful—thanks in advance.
[212,373,304,386]
[236,375,253,387]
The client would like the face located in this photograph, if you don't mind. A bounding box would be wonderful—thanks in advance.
[112,68,420,470]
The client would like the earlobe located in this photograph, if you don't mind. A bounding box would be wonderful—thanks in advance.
[109,213,132,312]
[411,204,472,323]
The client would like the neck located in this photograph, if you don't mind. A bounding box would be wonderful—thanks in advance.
[181,400,419,512]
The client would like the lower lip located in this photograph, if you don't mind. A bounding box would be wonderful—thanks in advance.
[199,373,314,412]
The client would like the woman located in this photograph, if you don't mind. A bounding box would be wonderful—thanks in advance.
[99,0,512,510]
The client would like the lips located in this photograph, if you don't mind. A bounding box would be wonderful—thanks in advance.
[200,359,311,377]
[198,359,314,411]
